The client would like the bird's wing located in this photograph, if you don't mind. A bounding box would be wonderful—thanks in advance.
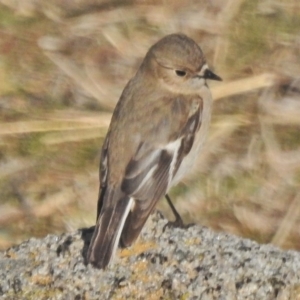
[120,95,203,246]
[96,131,110,220]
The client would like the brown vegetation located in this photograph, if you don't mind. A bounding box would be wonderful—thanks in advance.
[0,0,300,251]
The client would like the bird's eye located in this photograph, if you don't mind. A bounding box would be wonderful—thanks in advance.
[175,70,186,77]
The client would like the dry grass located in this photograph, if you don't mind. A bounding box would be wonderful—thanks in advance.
[0,0,300,251]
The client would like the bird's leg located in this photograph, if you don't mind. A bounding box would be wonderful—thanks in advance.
[164,194,185,228]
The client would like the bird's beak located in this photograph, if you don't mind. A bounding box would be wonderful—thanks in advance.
[204,69,222,81]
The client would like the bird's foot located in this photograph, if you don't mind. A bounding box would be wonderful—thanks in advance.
[163,216,195,231]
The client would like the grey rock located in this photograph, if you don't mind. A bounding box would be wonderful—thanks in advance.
[0,212,300,299]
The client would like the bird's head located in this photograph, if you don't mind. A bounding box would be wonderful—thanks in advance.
[142,33,222,94]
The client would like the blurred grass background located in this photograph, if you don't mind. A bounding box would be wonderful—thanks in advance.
[0,0,300,251]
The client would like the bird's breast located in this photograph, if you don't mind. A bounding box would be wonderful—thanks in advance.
[171,92,212,186]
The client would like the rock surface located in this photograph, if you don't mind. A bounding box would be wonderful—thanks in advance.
[0,212,300,299]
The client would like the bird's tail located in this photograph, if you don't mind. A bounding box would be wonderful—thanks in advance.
[87,187,133,269]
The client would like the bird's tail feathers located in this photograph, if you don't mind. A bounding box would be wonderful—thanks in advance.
[87,187,133,269]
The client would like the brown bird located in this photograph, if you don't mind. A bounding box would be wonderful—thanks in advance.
[87,33,222,269]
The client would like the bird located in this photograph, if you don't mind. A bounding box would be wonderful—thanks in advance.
[87,33,222,269]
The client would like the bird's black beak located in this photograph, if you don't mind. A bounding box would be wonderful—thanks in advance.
[204,69,222,81]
